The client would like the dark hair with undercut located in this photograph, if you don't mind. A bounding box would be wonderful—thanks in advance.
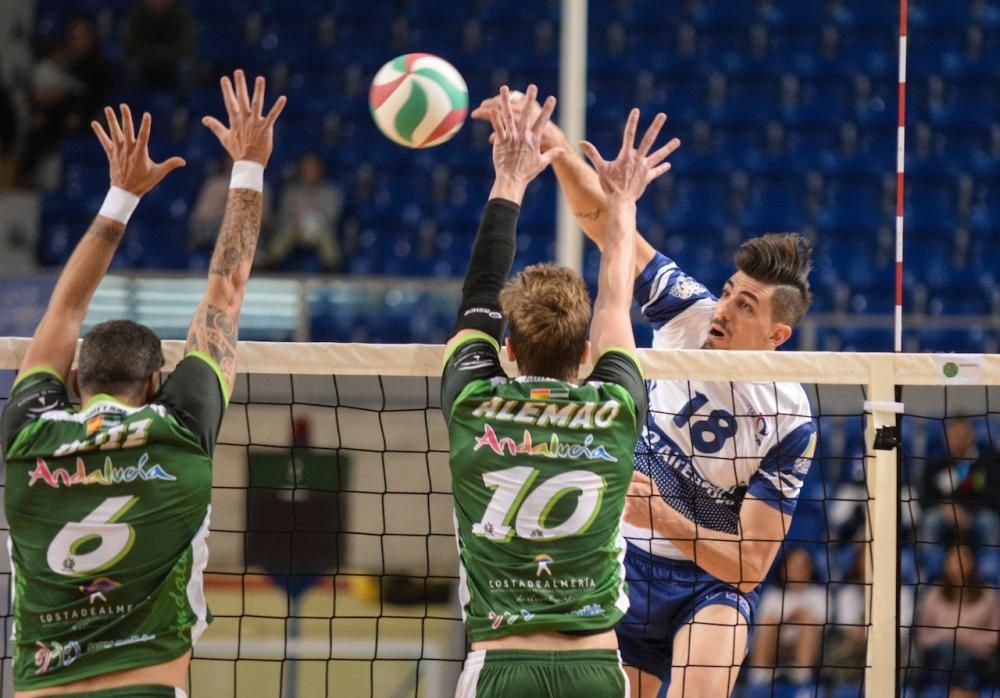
[733,233,814,326]
[500,264,591,381]
[77,320,164,398]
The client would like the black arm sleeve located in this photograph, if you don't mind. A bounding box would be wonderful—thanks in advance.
[154,355,226,455]
[1,373,70,453]
[440,338,506,423]
[585,351,648,431]
[452,198,520,342]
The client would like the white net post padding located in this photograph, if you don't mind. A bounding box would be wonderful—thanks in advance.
[1,338,998,697]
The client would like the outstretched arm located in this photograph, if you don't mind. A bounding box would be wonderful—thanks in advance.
[445,85,563,354]
[19,105,184,381]
[580,109,675,358]
[471,94,680,276]
[184,69,286,395]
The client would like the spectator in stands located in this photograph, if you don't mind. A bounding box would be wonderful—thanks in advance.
[823,543,916,686]
[919,417,1000,546]
[63,17,110,131]
[19,37,79,185]
[915,544,1000,690]
[749,547,827,686]
[822,544,868,685]
[189,155,273,253]
[0,76,17,187]
[125,0,193,88]
[261,152,342,272]
[19,17,109,185]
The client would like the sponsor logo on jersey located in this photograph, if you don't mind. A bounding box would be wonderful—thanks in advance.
[529,388,569,401]
[53,417,152,457]
[80,576,121,605]
[488,577,597,591]
[535,554,553,577]
[34,639,81,675]
[28,453,176,489]
[571,603,604,617]
[458,357,497,372]
[39,602,137,626]
[487,610,519,629]
[463,307,503,320]
[668,274,707,300]
[86,633,156,653]
[746,407,770,446]
[474,424,617,463]
[643,423,737,506]
[793,432,818,476]
[26,393,63,416]
[472,398,621,430]
[520,609,535,621]
[168,553,191,639]
[703,591,752,619]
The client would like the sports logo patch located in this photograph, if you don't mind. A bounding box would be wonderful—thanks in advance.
[668,274,708,300]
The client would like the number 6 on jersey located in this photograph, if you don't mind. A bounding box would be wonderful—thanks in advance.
[47,496,139,577]
[472,466,607,542]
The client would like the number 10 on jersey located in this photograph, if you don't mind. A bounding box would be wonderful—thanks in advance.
[472,466,606,542]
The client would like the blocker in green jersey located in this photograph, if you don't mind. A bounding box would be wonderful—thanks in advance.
[443,335,646,641]
[0,71,285,695]
[1,357,223,690]
[446,86,675,697]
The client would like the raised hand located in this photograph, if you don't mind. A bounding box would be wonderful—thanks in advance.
[91,105,186,196]
[489,84,565,191]
[202,69,287,166]
[472,88,564,152]
[579,109,680,201]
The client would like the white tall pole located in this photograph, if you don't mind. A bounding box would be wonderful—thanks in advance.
[556,0,587,272]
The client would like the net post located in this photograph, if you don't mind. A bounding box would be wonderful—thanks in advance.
[864,355,900,697]
[894,0,908,352]
[555,0,587,272]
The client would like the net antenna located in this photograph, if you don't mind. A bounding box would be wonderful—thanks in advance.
[894,0,908,353]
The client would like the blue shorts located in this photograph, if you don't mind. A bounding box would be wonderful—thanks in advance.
[616,544,759,685]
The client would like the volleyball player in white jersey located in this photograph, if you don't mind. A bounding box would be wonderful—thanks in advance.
[471,94,818,698]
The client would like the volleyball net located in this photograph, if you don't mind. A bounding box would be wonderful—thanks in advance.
[0,340,998,697]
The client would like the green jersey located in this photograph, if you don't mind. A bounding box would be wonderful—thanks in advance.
[441,333,647,642]
[0,355,226,691]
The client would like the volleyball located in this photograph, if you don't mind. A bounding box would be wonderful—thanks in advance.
[369,53,469,149]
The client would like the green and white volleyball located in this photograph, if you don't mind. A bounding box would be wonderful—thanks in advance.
[369,53,469,149]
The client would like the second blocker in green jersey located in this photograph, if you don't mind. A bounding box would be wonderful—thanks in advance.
[442,333,646,642]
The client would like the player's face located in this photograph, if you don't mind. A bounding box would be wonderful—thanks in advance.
[703,271,791,351]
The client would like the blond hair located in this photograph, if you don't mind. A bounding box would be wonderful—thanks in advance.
[499,263,591,380]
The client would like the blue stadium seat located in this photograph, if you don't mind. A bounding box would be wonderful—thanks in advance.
[740,183,806,231]
[762,0,829,27]
[829,683,863,698]
[925,287,993,316]
[916,328,990,354]
[838,328,894,352]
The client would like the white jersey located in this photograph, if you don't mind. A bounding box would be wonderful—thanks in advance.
[623,252,818,560]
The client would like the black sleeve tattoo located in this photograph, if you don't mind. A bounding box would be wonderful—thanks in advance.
[209,188,262,278]
[186,302,238,388]
[186,187,263,390]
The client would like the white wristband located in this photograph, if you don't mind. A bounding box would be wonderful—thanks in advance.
[98,186,140,225]
[230,160,264,192]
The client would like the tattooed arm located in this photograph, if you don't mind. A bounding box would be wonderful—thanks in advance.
[471,92,680,277]
[20,105,184,380]
[548,127,662,277]
[185,69,286,395]
[185,188,262,391]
